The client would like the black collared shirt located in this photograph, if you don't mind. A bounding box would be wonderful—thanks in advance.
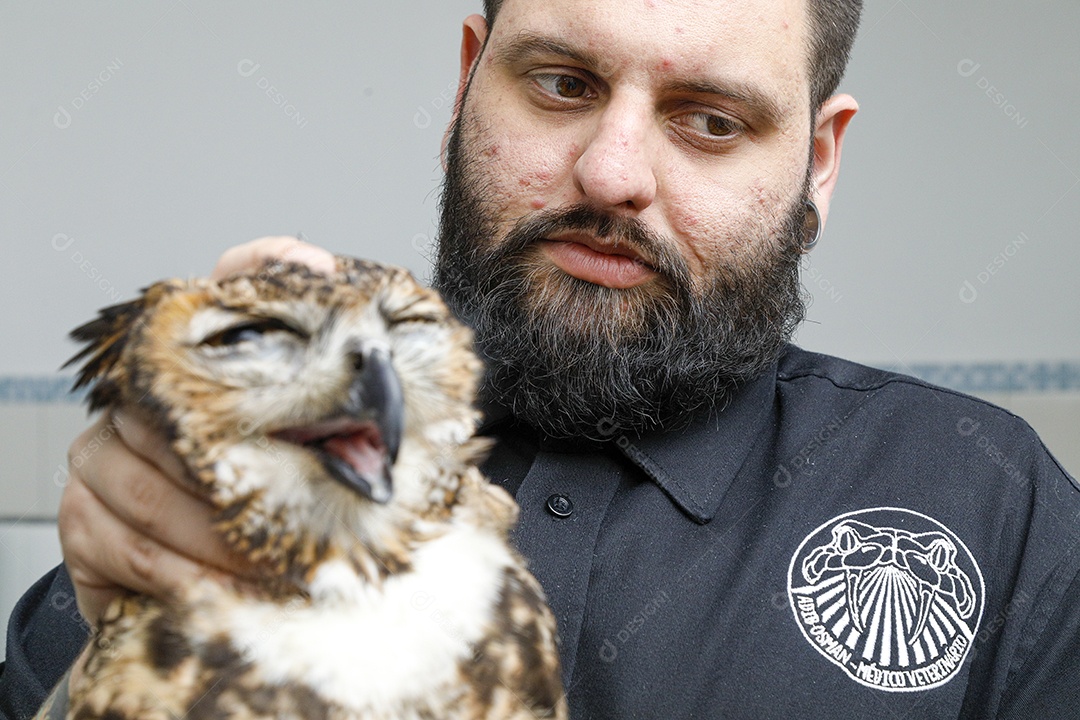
[3,346,1080,719]
[479,346,1080,718]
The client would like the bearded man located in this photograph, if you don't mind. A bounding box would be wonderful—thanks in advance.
[3,1,1080,718]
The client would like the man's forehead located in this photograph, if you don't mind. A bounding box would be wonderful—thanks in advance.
[488,0,810,111]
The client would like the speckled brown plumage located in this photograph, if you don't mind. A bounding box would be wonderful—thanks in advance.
[36,257,567,720]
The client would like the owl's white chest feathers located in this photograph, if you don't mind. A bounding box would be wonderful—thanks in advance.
[194,521,515,713]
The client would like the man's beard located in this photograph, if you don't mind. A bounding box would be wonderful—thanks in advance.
[434,112,809,441]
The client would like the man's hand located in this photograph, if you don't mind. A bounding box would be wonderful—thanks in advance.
[58,236,336,625]
[210,235,336,280]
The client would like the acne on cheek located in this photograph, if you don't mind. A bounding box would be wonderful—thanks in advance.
[514,166,557,213]
[510,141,570,200]
[671,186,775,266]
[745,177,792,211]
[517,171,550,210]
[517,169,553,188]
[752,181,770,209]
[486,140,561,211]
[477,143,516,204]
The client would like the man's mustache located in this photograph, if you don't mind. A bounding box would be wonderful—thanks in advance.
[495,205,692,287]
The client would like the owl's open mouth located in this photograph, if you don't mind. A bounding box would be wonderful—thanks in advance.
[271,347,403,504]
[273,417,394,504]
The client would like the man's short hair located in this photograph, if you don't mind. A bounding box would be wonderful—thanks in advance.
[480,0,863,111]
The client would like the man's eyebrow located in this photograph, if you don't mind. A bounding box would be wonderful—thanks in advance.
[664,79,789,129]
[490,32,604,71]
[489,31,790,128]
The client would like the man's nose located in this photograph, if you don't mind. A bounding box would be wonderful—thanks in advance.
[572,95,658,213]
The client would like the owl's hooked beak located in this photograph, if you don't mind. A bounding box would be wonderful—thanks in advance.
[346,346,404,473]
[274,347,403,504]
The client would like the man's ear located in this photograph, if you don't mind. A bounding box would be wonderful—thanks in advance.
[442,14,489,170]
[455,14,489,112]
[809,94,858,229]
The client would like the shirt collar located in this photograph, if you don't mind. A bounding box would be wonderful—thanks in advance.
[477,361,778,525]
[613,363,777,524]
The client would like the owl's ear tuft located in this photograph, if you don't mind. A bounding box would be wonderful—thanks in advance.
[63,281,176,412]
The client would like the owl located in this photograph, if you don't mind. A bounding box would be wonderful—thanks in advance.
[37,257,567,720]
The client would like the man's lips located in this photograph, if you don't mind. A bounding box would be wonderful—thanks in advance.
[538,233,657,289]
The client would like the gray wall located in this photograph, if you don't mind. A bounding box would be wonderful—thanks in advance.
[1,1,1078,655]
[802,0,1079,366]
[0,2,1077,373]
[2,2,474,375]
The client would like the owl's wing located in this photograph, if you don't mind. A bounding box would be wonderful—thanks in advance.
[466,563,568,719]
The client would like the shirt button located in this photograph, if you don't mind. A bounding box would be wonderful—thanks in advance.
[546,494,574,518]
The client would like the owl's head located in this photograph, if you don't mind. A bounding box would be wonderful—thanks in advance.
[67,257,488,581]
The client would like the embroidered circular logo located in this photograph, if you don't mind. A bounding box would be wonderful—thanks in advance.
[787,507,984,692]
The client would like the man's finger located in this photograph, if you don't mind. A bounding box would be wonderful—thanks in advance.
[210,236,336,280]
[105,409,191,493]
[66,414,249,577]
[59,474,226,623]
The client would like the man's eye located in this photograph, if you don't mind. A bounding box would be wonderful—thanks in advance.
[201,318,304,347]
[684,112,742,138]
[534,73,591,99]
